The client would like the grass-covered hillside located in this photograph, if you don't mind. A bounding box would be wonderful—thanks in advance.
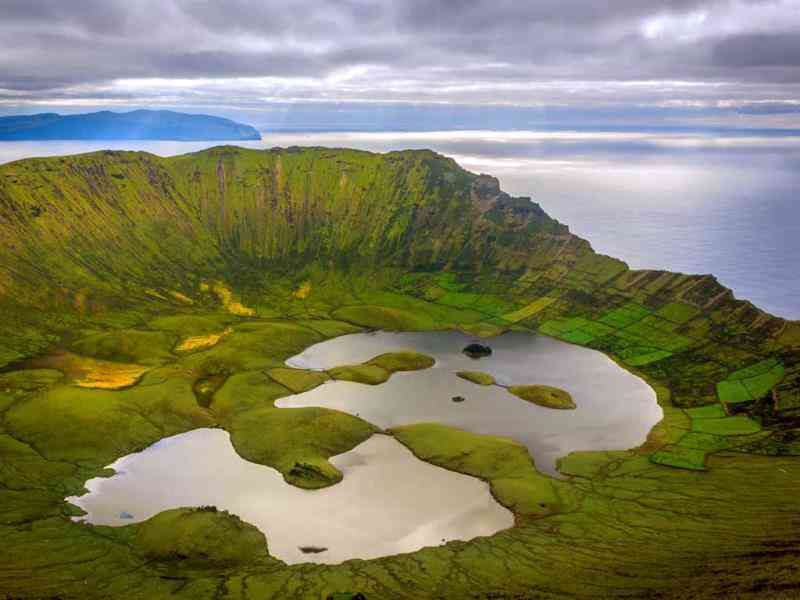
[1,146,799,599]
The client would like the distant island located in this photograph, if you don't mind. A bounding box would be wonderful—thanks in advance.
[0,109,261,141]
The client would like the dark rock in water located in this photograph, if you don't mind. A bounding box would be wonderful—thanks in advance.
[299,545,328,554]
[326,593,367,600]
[451,396,465,403]
[462,343,492,358]
[119,511,134,519]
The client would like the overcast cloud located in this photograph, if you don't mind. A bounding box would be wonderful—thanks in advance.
[0,0,799,119]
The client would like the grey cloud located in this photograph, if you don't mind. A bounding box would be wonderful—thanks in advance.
[713,32,800,68]
[0,0,798,109]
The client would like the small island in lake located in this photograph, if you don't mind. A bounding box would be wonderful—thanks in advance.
[456,370,496,385]
[462,343,492,359]
[508,385,575,410]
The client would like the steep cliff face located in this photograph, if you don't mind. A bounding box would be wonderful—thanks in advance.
[0,145,797,415]
[0,146,565,297]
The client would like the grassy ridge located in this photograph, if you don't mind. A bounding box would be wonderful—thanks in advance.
[0,146,799,598]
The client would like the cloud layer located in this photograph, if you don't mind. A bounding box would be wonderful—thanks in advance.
[1,0,799,114]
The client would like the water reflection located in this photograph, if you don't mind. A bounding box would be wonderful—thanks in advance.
[67,430,512,565]
[280,331,661,475]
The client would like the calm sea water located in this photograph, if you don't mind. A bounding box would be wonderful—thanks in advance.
[1,130,797,318]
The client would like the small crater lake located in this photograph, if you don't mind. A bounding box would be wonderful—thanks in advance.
[67,430,513,565]
[67,329,661,565]
[281,331,662,475]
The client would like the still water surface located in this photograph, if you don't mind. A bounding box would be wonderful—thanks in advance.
[67,430,513,565]
[280,330,661,475]
[67,329,658,564]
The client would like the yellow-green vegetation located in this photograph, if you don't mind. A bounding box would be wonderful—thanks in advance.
[326,351,434,385]
[332,305,439,330]
[292,281,312,299]
[0,146,799,598]
[73,362,149,390]
[202,281,256,317]
[29,352,150,390]
[69,329,176,365]
[148,313,237,337]
[717,357,785,406]
[228,405,378,489]
[366,351,435,372]
[133,507,270,568]
[175,327,232,353]
[456,370,496,385]
[179,321,323,373]
[5,370,213,465]
[327,364,391,385]
[391,423,574,517]
[267,367,329,393]
[169,290,195,304]
[508,384,576,409]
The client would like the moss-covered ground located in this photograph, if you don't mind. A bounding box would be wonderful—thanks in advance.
[1,146,799,598]
[507,384,576,409]
[326,351,435,384]
[456,370,496,385]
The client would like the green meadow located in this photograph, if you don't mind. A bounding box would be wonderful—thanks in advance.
[0,146,798,598]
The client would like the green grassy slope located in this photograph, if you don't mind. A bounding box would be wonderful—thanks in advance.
[1,146,799,599]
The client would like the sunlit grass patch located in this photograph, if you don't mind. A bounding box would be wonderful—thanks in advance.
[507,384,575,409]
[30,352,149,390]
[169,291,194,305]
[74,361,149,390]
[203,281,256,317]
[502,297,557,323]
[292,281,312,299]
[456,370,496,386]
[175,327,232,353]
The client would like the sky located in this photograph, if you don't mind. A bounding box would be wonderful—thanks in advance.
[1,0,799,129]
